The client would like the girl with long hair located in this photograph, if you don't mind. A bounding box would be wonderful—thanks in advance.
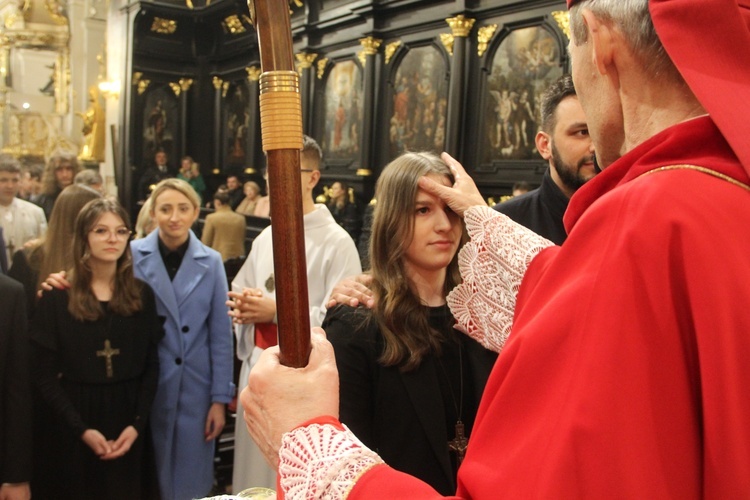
[323,152,496,495]
[9,184,101,314]
[30,198,162,499]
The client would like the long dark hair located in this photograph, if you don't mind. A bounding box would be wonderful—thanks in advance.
[68,197,142,321]
[369,152,466,371]
[38,185,102,285]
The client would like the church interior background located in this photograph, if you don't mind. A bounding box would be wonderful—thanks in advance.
[0,0,569,214]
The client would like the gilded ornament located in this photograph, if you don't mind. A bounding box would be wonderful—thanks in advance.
[359,36,382,56]
[356,169,372,177]
[45,0,68,25]
[179,78,193,92]
[212,76,223,90]
[295,52,318,69]
[552,10,571,39]
[357,50,366,67]
[151,17,177,35]
[316,58,328,79]
[446,15,475,38]
[440,33,455,56]
[477,24,497,57]
[385,41,401,64]
[224,15,246,34]
[222,81,230,98]
[246,66,262,82]
[169,82,181,97]
[137,79,150,95]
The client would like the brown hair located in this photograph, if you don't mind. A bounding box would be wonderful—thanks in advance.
[41,151,81,196]
[38,185,102,284]
[369,152,465,371]
[68,197,142,321]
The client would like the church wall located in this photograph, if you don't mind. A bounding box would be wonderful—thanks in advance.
[123,0,569,210]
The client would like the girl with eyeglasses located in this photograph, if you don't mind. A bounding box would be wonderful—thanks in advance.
[30,197,162,499]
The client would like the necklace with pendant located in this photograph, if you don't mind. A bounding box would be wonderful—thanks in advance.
[437,332,467,465]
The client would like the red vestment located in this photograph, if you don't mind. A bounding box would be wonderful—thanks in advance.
[346,117,750,498]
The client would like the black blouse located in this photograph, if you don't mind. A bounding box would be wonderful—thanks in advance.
[30,283,163,437]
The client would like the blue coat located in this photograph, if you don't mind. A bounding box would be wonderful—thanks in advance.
[131,230,235,500]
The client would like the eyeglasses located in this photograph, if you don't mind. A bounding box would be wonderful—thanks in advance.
[90,227,132,240]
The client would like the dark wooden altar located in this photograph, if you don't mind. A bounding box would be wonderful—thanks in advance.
[117,0,569,211]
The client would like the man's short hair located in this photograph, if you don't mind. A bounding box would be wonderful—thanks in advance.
[0,155,21,175]
[569,0,679,83]
[301,135,322,169]
[540,74,577,133]
[213,190,231,205]
[74,169,103,187]
[23,163,43,181]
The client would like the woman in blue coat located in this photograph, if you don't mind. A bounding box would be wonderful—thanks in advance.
[131,178,235,500]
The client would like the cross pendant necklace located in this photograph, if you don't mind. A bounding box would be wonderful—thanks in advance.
[448,420,468,465]
[96,339,120,378]
[437,331,467,465]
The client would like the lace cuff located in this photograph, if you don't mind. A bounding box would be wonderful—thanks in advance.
[447,205,554,353]
[278,421,384,499]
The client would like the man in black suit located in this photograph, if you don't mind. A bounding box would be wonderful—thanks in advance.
[0,273,31,500]
[137,150,173,201]
[494,75,597,245]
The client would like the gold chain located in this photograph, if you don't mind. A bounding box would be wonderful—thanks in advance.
[638,164,750,192]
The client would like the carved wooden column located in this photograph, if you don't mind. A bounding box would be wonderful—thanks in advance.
[212,76,228,171]
[358,36,382,178]
[246,66,263,171]
[444,15,475,157]
[170,78,193,160]
[0,42,9,146]
[295,53,317,134]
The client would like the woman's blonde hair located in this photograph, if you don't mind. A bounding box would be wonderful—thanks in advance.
[68,197,142,321]
[369,152,465,371]
[135,196,155,239]
[149,177,201,212]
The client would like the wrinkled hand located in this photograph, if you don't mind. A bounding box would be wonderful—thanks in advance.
[101,426,138,460]
[205,402,226,441]
[241,328,339,468]
[38,270,71,296]
[82,428,113,457]
[418,152,486,217]
[226,288,277,325]
[326,274,374,309]
[0,482,31,500]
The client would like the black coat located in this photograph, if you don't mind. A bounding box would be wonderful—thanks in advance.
[324,305,497,495]
[494,168,570,245]
[0,274,32,484]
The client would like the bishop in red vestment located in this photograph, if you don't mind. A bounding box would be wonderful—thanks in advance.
[238,0,750,498]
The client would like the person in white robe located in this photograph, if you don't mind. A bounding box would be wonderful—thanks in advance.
[228,136,362,493]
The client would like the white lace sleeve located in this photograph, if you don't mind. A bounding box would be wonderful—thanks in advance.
[447,205,554,353]
[278,422,384,500]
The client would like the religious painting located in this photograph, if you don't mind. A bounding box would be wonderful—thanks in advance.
[225,81,251,168]
[142,86,179,165]
[389,45,448,160]
[483,26,563,162]
[322,60,363,161]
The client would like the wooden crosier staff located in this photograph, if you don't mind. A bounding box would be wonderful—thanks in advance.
[249,0,311,368]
